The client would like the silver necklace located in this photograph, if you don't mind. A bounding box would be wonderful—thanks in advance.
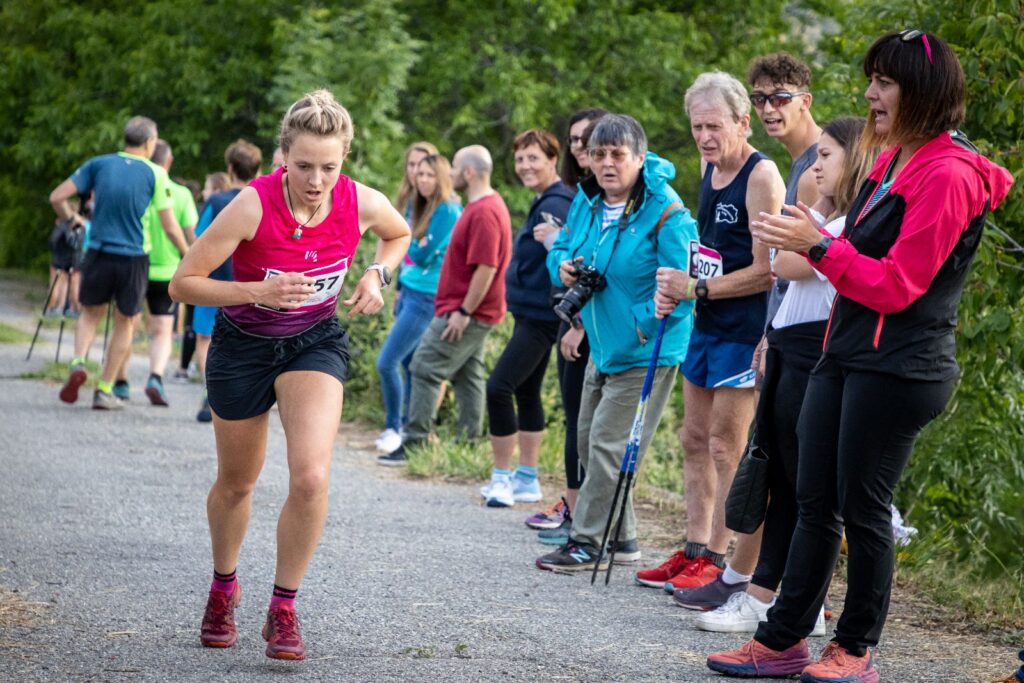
[284,174,326,240]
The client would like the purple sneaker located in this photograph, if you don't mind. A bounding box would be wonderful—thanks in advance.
[673,573,749,611]
[524,498,567,530]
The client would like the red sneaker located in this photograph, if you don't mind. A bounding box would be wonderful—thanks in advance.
[263,606,305,660]
[59,364,88,404]
[801,641,880,683]
[707,638,813,678]
[634,550,693,588]
[200,584,242,648]
[665,554,723,591]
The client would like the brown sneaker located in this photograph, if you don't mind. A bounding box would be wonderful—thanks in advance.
[801,641,879,683]
[59,364,88,404]
[262,606,305,660]
[200,584,242,648]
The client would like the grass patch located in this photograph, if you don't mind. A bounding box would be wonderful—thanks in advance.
[0,323,31,344]
[21,359,101,384]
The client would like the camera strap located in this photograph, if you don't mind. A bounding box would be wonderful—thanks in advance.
[585,177,647,279]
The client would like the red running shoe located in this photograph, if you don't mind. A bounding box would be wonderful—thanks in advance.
[664,554,723,592]
[707,638,813,678]
[801,641,879,683]
[200,584,242,648]
[263,606,305,660]
[59,364,87,404]
[634,550,693,588]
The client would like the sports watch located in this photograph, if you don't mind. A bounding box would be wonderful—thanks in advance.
[694,278,709,301]
[365,263,392,288]
[808,237,833,263]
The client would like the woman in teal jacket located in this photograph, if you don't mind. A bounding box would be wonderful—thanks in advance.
[375,154,461,451]
[536,114,698,571]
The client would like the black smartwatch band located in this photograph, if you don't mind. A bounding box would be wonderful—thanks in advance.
[458,306,471,317]
[808,236,833,263]
[695,278,709,301]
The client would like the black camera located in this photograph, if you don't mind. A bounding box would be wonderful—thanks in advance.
[553,263,605,325]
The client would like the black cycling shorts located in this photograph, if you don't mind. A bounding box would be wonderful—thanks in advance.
[146,280,177,316]
[78,250,149,316]
[206,313,350,421]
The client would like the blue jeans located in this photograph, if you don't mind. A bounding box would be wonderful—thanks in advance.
[376,287,435,431]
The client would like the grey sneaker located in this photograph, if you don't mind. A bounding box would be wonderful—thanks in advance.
[92,389,124,411]
[608,538,642,564]
[673,573,749,611]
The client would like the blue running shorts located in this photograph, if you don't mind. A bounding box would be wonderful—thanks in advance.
[681,327,757,389]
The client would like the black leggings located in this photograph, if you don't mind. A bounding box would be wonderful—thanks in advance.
[755,356,954,656]
[486,316,559,437]
[556,321,590,490]
[750,321,826,593]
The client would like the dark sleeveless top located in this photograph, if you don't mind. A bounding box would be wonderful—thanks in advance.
[694,151,769,344]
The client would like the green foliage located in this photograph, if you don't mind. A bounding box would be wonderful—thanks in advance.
[0,322,31,344]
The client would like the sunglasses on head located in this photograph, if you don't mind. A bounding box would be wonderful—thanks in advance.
[749,91,807,109]
[899,28,933,64]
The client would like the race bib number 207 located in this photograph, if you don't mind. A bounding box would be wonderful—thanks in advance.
[688,241,724,279]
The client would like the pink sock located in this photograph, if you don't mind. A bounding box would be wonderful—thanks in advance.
[211,569,236,594]
[270,584,297,610]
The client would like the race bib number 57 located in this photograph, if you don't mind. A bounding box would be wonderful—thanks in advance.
[688,241,724,279]
[256,257,350,312]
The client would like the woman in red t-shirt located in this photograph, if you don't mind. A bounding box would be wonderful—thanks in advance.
[171,90,410,660]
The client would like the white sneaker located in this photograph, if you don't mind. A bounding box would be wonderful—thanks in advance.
[695,592,773,633]
[810,606,827,637]
[375,429,402,453]
[479,477,543,502]
[485,477,514,508]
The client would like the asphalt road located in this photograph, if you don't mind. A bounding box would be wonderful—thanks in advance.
[0,277,1011,682]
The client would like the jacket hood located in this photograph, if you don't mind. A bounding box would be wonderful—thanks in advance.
[577,151,677,205]
[901,132,1014,211]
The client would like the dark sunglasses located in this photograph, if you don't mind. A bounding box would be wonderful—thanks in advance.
[899,28,933,64]
[749,91,807,109]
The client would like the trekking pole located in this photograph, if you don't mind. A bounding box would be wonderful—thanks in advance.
[591,316,669,586]
[26,270,63,361]
[54,268,74,363]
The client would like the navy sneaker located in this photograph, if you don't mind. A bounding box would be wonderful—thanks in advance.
[608,538,642,563]
[196,393,212,423]
[536,540,607,572]
[113,380,131,401]
[378,440,424,467]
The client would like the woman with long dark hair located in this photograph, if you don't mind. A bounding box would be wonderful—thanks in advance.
[708,30,1013,681]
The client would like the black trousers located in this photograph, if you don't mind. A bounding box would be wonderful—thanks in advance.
[486,316,559,437]
[556,321,590,489]
[750,321,827,592]
[755,355,954,656]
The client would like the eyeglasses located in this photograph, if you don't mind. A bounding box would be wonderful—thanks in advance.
[569,135,585,146]
[588,148,631,162]
[899,28,933,64]
[749,91,808,109]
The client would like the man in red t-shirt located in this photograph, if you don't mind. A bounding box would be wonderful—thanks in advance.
[378,145,512,466]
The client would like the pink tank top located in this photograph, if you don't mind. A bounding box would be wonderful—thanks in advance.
[223,166,362,336]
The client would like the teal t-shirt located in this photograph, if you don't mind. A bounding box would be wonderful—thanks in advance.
[70,152,173,257]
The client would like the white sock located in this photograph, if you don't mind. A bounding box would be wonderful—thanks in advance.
[722,565,752,586]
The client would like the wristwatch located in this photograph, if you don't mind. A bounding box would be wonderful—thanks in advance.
[694,278,709,301]
[364,263,392,287]
[808,237,833,263]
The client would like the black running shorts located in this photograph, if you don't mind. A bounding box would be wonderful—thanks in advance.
[206,313,350,421]
[78,249,150,316]
[146,280,177,316]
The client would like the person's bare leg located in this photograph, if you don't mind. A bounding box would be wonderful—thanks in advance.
[148,314,175,377]
[565,488,579,514]
[517,430,543,469]
[273,371,343,589]
[491,433,517,470]
[72,304,105,360]
[101,310,138,385]
[706,387,757,554]
[208,411,270,573]
[727,524,764,575]
[680,380,715,545]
